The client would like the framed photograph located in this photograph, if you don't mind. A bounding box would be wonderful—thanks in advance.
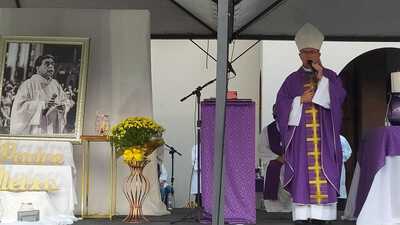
[0,36,89,142]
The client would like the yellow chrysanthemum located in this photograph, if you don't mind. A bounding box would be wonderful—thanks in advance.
[131,148,145,161]
[109,116,165,160]
[122,150,134,163]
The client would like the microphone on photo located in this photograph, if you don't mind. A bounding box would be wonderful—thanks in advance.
[50,94,57,101]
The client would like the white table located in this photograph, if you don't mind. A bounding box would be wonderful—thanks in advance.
[0,165,77,225]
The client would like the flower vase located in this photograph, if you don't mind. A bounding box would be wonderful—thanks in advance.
[123,160,150,223]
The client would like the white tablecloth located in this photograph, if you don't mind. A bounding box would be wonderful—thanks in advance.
[344,156,400,225]
[0,165,77,225]
[0,140,75,173]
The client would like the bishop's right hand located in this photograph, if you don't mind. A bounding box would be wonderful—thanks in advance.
[301,88,314,103]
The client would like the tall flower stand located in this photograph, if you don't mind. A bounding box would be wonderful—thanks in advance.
[123,160,150,223]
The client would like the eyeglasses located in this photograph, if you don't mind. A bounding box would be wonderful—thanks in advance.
[300,49,319,55]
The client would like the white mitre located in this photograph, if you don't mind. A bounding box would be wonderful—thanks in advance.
[295,23,324,51]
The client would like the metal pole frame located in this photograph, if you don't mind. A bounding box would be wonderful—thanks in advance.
[212,0,232,224]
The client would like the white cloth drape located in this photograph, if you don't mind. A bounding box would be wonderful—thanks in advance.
[0,165,77,225]
[344,156,400,225]
[191,145,200,194]
[141,152,170,215]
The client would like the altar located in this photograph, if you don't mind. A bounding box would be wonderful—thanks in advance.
[344,126,400,225]
[0,140,77,224]
[200,99,256,224]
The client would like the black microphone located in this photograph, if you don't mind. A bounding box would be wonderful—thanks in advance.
[307,60,316,74]
[307,60,318,84]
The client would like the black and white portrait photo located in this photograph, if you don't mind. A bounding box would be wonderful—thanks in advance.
[0,36,89,141]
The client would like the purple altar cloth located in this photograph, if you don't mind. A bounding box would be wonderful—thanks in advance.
[355,126,400,216]
[264,159,283,200]
[200,100,256,224]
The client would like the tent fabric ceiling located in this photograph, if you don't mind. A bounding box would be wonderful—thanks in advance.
[174,0,217,32]
[2,0,400,40]
[172,0,281,34]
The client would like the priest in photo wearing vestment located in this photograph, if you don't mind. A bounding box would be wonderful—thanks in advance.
[10,54,72,135]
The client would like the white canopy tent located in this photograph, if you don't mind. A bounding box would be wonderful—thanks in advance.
[2,1,399,225]
[1,0,400,41]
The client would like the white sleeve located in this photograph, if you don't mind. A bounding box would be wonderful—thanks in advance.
[288,96,303,126]
[159,163,168,182]
[312,76,330,109]
[192,145,198,171]
[340,135,353,162]
[258,127,276,161]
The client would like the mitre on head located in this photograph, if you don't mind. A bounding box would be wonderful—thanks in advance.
[295,23,324,51]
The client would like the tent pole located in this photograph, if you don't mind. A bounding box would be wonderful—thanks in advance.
[212,0,231,224]
[14,0,21,8]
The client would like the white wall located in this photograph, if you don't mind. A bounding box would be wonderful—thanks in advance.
[261,40,400,128]
[0,8,261,215]
[151,40,261,207]
[0,8,167,215]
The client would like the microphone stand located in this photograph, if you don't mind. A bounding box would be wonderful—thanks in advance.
[164,143,182,197]
[170,78,216,224]
[180,78,216,207]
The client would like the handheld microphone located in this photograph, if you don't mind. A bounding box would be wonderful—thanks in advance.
[307,60,318,85]
[307,60,316,74]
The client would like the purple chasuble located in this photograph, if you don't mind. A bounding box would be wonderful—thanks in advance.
[275,67,346,205]
[303,82,333,204]
[264,121,284,200]
[264,159,283,200]
[267,121,283,155]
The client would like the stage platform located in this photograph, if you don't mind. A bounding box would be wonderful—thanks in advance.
[75,209,356,225]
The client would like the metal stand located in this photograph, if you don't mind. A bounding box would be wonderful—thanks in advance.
[169,79,216,224]
[164,143,182,208]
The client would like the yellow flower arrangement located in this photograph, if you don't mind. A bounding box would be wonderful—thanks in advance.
[109,117,165,163]
[122,147,145,164]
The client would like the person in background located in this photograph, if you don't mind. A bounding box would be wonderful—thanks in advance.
[0,84,14,128]
[338,135,352,209]
[258,105,292,212]
[190,144,201,207]
[157,161,173,210]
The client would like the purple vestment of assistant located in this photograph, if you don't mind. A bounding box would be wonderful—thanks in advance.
[263,121,284,200]
[267,121,283,155]
[275,67,346,205]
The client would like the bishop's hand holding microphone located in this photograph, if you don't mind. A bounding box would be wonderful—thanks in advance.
[301,61,317,104]
[307,60,323,81]
[302,60,324,104]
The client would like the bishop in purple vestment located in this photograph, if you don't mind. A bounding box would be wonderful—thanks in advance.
[275,23,346,223]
